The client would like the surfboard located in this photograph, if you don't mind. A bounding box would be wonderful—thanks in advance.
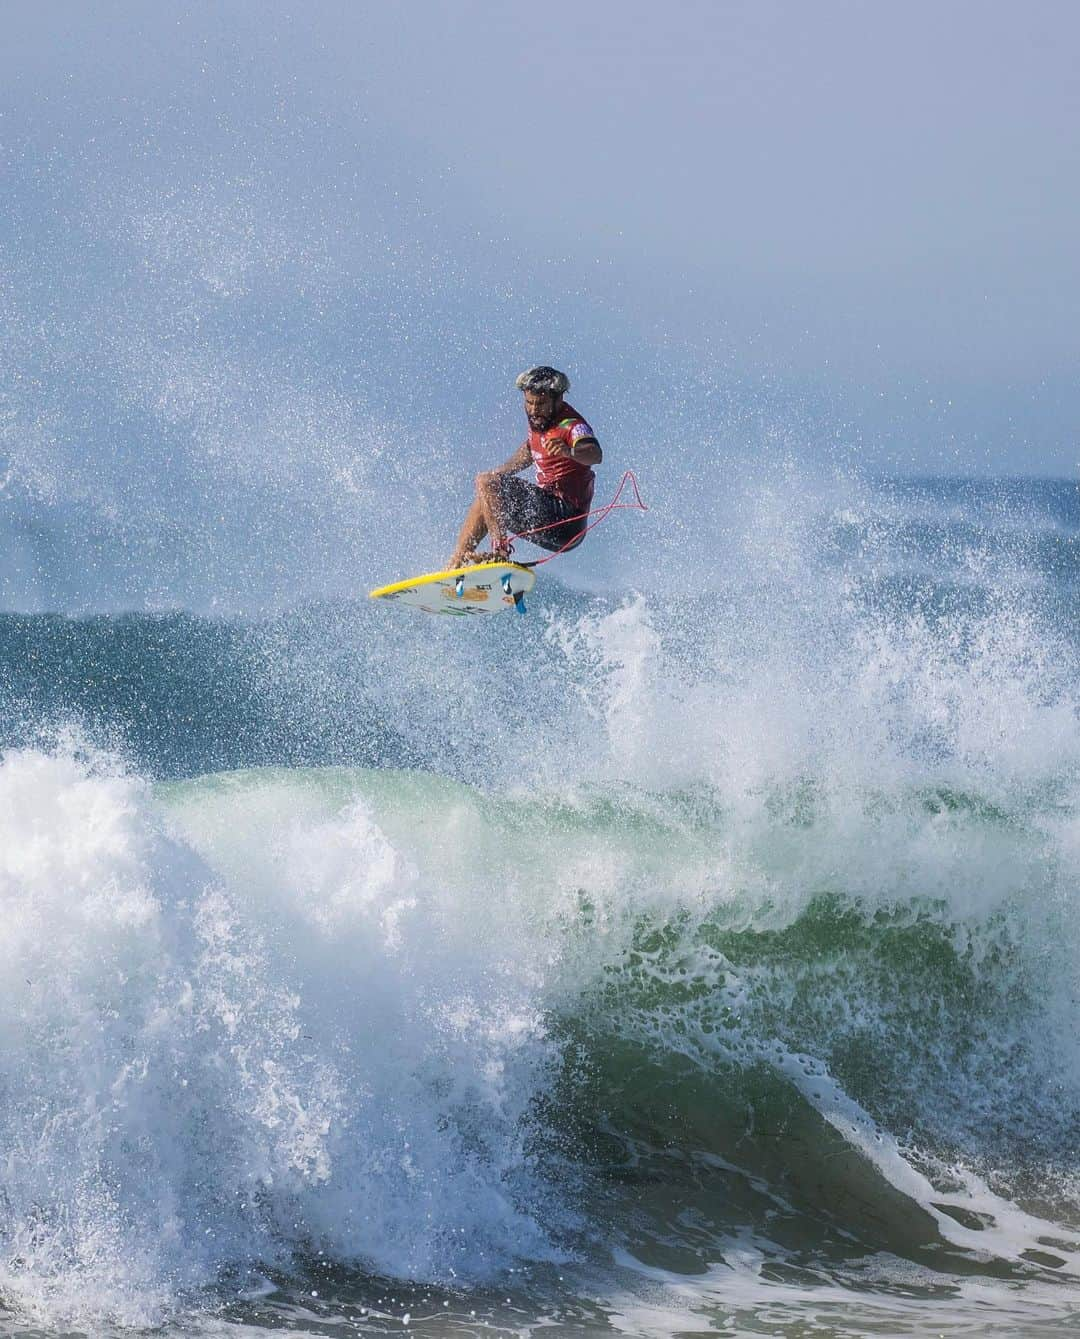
[369,561,536,616]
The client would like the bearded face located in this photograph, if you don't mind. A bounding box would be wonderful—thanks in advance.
[523,389,560,431]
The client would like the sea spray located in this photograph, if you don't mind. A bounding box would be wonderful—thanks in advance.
[0,750,568,1327]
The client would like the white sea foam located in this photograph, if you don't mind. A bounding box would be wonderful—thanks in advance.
[0,750,568,1328]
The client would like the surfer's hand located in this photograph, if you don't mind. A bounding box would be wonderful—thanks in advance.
[542,435,569,457]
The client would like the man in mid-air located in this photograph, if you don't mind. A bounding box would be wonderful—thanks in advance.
[448,366,602,568]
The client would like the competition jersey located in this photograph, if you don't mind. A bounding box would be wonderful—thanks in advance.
[527,402,597,513]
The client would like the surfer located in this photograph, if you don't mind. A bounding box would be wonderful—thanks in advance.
[448,366,602,567]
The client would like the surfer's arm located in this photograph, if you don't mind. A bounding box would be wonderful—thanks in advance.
[569,436,602,465]
[488,442,532,476]
[543,431,603,465]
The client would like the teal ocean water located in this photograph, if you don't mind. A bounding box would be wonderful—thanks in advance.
[2,478,1080,1336]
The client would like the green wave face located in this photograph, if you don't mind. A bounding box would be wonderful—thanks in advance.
[157,765,1080,1271]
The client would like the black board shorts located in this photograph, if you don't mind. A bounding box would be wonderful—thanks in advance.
[494,475,587,552]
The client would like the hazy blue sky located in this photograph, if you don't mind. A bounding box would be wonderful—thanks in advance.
[4,0,1079,475]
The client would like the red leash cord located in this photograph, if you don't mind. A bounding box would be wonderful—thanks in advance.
[505,469,647,565]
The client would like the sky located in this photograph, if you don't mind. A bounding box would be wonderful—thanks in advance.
[3,0,1079,479]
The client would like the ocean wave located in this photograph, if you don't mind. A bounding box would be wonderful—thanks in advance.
[2,740,1080,1328]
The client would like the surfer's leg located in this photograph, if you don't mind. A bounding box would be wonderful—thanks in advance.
[475,472,510,554]
[448,494,487,567]
[448,473,510,567]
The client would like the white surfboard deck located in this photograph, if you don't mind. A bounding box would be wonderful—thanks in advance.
[369,561,536,616]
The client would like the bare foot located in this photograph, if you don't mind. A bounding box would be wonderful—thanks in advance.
[467,547,513,565]
[447,546,513,567]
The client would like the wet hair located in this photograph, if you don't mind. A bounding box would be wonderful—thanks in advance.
[515,365,569,396]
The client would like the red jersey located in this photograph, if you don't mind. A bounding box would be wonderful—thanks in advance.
[527,402,597,513]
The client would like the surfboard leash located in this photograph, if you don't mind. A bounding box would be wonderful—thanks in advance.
[504,470,647,566]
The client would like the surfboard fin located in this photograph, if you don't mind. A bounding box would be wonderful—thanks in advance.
[500,572,528,614]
